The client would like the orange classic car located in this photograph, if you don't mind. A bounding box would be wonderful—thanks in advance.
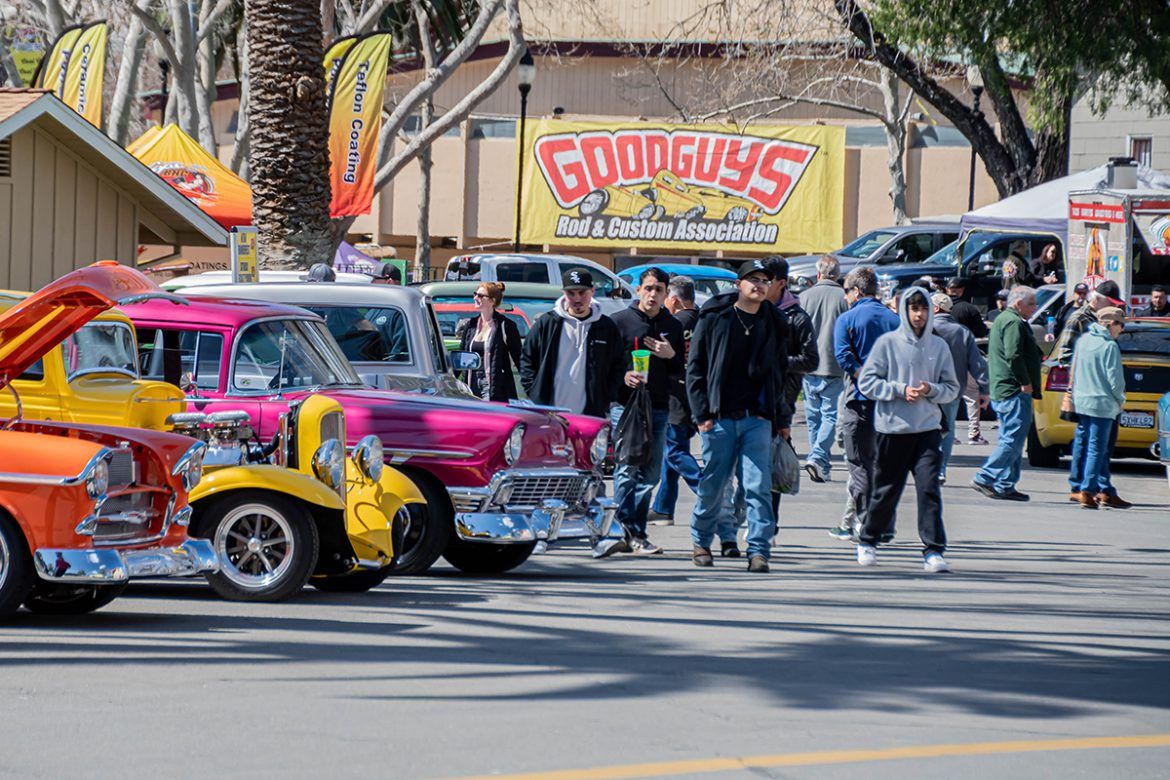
[0,262,217,617]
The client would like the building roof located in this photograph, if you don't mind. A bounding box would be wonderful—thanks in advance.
[0,89,228,247]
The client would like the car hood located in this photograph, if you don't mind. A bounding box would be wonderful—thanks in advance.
[0,262,184,392]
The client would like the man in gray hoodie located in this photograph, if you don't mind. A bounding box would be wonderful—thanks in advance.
[856,287,960,573]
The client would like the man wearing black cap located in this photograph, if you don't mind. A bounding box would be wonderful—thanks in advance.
[687,259,789,573]
[1055,283,1090,336]
[986,288,1010,323]
[367,262,402,285]
[1136,285,1169,317]
[945,277,989,338]
[520,268,626,419]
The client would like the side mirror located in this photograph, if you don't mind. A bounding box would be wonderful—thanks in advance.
[448,350,482,371]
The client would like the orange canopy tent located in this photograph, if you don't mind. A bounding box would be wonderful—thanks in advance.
[129,124,253,229]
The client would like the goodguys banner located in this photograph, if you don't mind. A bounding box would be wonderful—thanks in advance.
[519,120,844,253]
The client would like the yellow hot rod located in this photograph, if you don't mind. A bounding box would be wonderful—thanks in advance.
[0,278,423,601]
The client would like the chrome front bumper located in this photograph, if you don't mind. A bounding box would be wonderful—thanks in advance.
[453,497,619,545]
[32,539,219,583]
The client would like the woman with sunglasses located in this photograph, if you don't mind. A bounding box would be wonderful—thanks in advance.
[457,282,523,402]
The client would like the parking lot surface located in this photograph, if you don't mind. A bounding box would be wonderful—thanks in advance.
[1,441,1168,779]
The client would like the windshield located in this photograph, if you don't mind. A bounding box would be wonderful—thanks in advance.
[1117,325,1170,355]
[65,322,139,380]
[434,310,530,338]
[232,318,362,393]
[303,305,411,363]
[695,278,736,297]
[838,230,897,259]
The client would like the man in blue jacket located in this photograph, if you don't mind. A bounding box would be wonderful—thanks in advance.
[831,267,900,540]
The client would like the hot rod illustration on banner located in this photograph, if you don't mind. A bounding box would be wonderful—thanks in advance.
[518,120,845,253]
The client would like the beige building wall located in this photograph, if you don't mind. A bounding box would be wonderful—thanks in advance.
[0,125,139,289]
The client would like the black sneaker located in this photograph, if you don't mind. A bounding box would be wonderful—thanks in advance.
[720,542,742,558]
[1001,489,1030,502]
[970,480,999,499]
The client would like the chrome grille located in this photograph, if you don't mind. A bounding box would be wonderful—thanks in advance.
[93,490,164,543]
[504,475,591,510]
[320,412,344,445]
[106,449,135,488]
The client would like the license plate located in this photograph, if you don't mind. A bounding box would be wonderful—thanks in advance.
[1119,411,1154,429]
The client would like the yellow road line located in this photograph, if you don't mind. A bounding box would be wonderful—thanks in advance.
[454,733,1170,780]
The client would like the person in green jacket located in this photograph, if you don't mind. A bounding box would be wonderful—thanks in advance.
[972,285,1042,501]
[1070,308,1128,509]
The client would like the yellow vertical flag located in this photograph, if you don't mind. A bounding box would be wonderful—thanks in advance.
[32,21,107,127]
[59,21,108,126]
[325,32,392,218]
[33,24,85,94]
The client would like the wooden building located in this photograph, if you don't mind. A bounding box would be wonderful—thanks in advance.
[0,89,225,289]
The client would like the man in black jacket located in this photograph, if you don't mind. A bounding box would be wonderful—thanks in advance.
[946,276,991,445]
[650,275,703,526]
[520,269,625,418]
[608,267,685,554]
[766,257,818,431]
[688,259,789,574]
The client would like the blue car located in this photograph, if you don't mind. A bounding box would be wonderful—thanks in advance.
[617,263,737,299]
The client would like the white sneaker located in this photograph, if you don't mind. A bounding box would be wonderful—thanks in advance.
[857,544,877,567]
[923,553,950,573]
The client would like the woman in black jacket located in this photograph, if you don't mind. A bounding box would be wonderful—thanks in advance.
[456,282,523,401]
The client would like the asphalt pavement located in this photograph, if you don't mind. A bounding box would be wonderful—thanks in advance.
[1,431,1168,779]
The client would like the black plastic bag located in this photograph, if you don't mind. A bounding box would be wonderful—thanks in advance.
[613,384,653,466]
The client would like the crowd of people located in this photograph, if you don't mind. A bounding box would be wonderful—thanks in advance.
[449,257,1144,574]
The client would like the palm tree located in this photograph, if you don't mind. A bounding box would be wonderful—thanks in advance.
[246,0,332,269]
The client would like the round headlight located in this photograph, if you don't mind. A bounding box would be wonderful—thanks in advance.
[504,424,525,466]
[86,458,109,499]
[354,435,384,483]
[589,426,609,466]
[312,439,346,489]
[184,447,205,491]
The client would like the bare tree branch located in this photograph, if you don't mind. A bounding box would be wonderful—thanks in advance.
[353,0,395,34]
[196,0,236,45]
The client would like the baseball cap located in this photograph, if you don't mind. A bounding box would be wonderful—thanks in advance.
[367,263,401,282]
[1094,280,1124,306]
[1097,306,1126,325]
[995,289,1010,301]
[945,276,966,289]
[1074,282,1089,294]
[562,268,594,290]
[304,262,336,283]
[737,259,774,280]
[931,292,953,312]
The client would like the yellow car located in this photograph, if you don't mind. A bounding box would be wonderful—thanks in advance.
[0,292,423,601]
[578,183,660,220]
[1028,317,1170,468]
[644,170,760,222]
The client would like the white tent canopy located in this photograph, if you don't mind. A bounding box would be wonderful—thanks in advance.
[960,164,1170,245]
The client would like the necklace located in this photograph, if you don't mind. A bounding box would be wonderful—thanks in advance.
[733,305,754,336]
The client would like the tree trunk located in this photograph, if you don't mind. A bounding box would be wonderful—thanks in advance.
[247,0,333,270]
[109,17,147,147]
[413,0,437,279]
[229,20,251,179]
[877,66,908,225]
[195,25,219,155]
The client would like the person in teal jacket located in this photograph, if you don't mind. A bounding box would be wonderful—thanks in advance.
[1070,307,1127,509]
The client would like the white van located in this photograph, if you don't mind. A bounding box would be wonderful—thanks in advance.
[443,253,633,298]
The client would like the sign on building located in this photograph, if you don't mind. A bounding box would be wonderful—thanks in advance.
[518,120,844,254]
[231,226,258,283]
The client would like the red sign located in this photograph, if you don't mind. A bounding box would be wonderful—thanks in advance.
[1069,202,1125,223]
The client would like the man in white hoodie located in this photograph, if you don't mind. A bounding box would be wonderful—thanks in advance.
[520,269,626,419]
[855,287,960,573]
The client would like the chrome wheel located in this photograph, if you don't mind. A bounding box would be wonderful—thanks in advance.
[0,529,9,593]
[727,206,748,222]
[214,503,295,591]
[579,189,608,216]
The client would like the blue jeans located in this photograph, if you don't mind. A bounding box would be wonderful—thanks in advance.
[1074,415,1115,494]
[691,416,775,560]
[938,398,960,478]
[610,405,669,539]
[802,375,843,473]
[1069,416,1118,495]
[974,392,1033,493]
[651,423,702,517]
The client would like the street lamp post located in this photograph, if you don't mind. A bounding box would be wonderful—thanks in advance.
[514,50,535,253]
[966,65,984,212]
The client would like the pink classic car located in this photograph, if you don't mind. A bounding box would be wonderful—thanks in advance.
[120,296,618,574]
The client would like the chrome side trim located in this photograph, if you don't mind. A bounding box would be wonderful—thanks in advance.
[386,447,475,464]
[0,447,111,487]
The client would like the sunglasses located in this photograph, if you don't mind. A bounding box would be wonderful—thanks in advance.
[472,292,488,299]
